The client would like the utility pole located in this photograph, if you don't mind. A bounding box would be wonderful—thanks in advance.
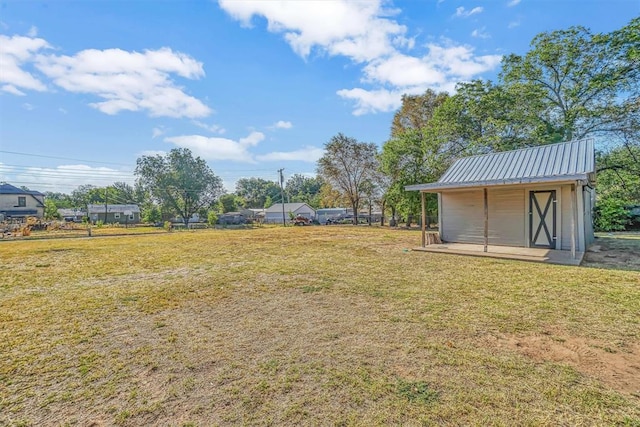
[278,168,286,226]
[104,187,108,224]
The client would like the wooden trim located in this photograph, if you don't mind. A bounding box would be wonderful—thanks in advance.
[571,183,578,258]
[483,188,488,252]
[421,191,426,248]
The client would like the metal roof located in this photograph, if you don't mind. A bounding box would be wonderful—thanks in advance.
[87,204,141,214]
[406,139,595,192]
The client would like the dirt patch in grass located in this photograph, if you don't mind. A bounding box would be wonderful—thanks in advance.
[494,333,640,396]
[583,233,640,270]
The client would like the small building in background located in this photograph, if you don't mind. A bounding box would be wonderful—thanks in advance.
[264,203,316,224]
[316,207,348,224]
[88,204,141,224]
[58,208,86,222]
[0,183,45,220]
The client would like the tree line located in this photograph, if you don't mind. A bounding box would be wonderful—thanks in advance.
[45,17,638,229]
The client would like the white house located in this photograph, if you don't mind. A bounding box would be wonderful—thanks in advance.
[0,183,45,220]
[406,139,596,260]
[264,203,316,224]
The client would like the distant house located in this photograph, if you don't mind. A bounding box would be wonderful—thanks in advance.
[406,139,596,259]
[58,208,86,222]
[0,183,45,220]
[88,204,141,224]
[264,203,316,224]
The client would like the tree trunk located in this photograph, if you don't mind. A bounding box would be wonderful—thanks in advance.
[352,200,359,225]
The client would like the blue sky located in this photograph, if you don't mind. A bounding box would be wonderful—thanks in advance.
[0,0,637,194]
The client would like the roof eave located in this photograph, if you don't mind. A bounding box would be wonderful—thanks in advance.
[405,174,589,192]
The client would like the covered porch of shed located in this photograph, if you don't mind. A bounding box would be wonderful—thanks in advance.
[413,237,584,266]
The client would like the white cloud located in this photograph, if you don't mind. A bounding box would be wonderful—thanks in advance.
[0,34,50,94]
[2,84,26,96]
[454,6,484,18]
[219,1,501,116]
[508,20,521,29]
[58,107,68,114]
[218,0,409,62]
[363,53,446,87]
[339,42,501,114]
[336,87,406,116]
[270,120,293,130]
[22,102,34,110]
[507,0,521,6]
[165,131,265,163]
[256,146,324,162]
[193,120,226,134]
[152,127,166,139]
[471,27,490,39]
[27,26,38,37]
[0,164,134,193]
[35,46,211,118]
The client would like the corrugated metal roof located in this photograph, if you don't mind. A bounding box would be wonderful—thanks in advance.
[406,139,595,192]
[87,204,141,214]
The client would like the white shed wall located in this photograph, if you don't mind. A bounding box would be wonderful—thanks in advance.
[441,190,484,244]
[560,185,580,251]
[487,188,525,246]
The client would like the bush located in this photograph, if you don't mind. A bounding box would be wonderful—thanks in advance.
[207,211,218,226]
[594,198,631,231]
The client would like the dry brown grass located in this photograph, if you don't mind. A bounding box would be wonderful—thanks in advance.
[1,227,639,426]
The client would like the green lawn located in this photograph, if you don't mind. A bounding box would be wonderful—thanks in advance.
[1,227,639,426]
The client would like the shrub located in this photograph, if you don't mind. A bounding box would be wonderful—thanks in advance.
[594,197,631,231]
[207,211,218,226]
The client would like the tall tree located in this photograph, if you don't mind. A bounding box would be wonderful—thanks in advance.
[218,194,243,213]
[135,148,224,226]
[391,89,449,138]
[501,17,639,142]
[380,128,448,223]
[317,133,378,224]
[285,174,324,208]
[235,177,281,208]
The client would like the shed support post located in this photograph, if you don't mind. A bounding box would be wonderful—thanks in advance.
[421,191,426,247]
[571,183,577,259]
[483,188,488,253]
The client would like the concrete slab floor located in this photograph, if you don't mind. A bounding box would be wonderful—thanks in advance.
[413,243,584,266]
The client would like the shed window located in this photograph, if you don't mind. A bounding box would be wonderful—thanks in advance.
[18,196,26,207]
[129,214,134,220]
[114,213,120,219]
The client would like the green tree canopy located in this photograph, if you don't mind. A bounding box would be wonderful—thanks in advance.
[285,174,324,208]
[501,17,639,142]
[135,148,224,226]
[235,177,281,209]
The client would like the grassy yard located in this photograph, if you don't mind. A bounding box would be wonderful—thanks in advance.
[1,227,639,426]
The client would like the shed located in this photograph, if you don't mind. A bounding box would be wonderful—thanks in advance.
[406,139,596,260]
[264,203,316,224]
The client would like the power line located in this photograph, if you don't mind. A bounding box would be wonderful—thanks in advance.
[0,150,135,167]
